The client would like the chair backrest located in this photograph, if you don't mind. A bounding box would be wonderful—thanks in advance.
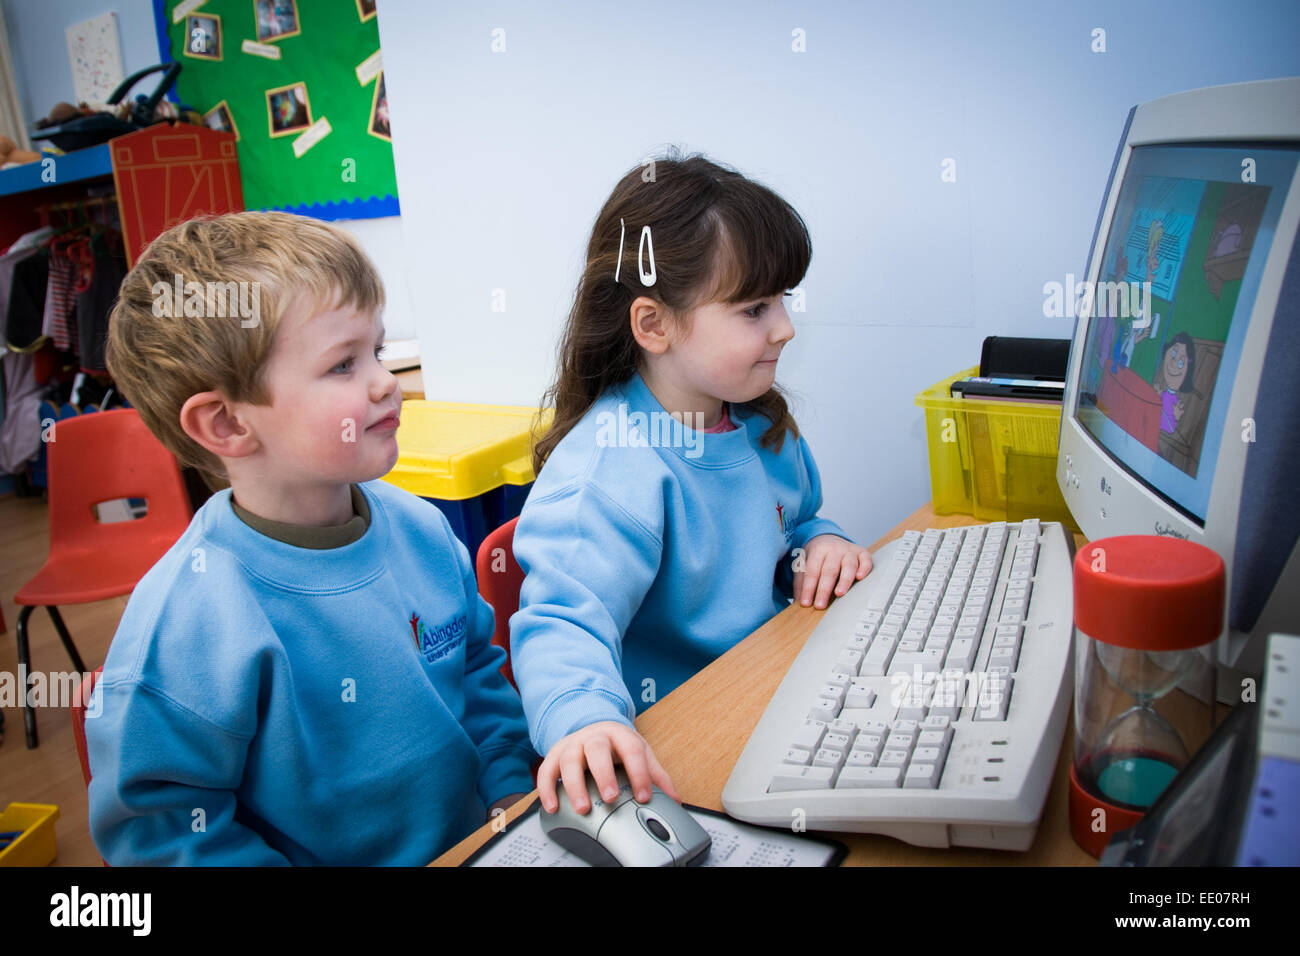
[46,408,192,557]
[71,666,103,787]
[475,517,523,688]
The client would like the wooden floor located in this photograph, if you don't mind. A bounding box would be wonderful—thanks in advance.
[1,491,123,866]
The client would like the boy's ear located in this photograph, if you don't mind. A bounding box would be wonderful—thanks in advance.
[629,295,674,355]
[180,390,259,460]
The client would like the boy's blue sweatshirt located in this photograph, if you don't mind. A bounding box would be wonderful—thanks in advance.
[510,371,848,755]
[85,479,536,866]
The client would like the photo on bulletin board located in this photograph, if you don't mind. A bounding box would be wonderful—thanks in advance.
[204,100,239,140]
[357,0,377,23]
[184,13,222,61]
[267,82,312,137]
[369,72,390,142]
[256,0,301,43]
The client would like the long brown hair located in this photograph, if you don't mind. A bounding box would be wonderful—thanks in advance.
[534,151,812,473]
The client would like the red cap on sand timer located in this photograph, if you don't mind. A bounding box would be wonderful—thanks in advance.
[1068,535,1224,858]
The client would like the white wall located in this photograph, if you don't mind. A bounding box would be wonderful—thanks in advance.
[377,0,1300,547]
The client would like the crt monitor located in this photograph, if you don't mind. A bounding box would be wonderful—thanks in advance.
[1057,77,1300,695]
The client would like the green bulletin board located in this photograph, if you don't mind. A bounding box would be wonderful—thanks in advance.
[154,0,398,218]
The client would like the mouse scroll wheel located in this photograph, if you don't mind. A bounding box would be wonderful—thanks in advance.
[645,816,671,842]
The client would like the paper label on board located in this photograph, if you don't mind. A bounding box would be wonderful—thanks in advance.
[293,117,332,158]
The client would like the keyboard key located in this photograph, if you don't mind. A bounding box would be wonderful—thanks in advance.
[792,721,826,752]
[844,750,877,768]
[809,697,841,722]
[929,673,965,719]
[822,733,852,755]
[851,733,884,758]
[890,649,944,677]
[814,747,846,772]
[845,681,877,709]
[822,679,848,699]
[858,719,890,738]
[844,634,871,653]
[832,649,863,677]
[988,645,1020,671]
[885,732,916,754]
[945,638,977,672]
[903,763,940,789]
[879,749,909,768]
[973,674,1014,721]
[827,718,858,737]
[783,747,813,766]
[917,731,951,756]
[770,765,836,792]
[837,766,902,789]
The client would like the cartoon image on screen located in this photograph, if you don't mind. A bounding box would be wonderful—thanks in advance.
[1080,173,1271,481]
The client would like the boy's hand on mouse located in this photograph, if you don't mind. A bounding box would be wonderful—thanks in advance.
[794,534,873,610]
[538,721,678,815]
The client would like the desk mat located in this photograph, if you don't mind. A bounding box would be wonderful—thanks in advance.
[462,797,847,867]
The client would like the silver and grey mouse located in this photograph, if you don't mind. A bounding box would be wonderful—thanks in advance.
[540,770,711,867]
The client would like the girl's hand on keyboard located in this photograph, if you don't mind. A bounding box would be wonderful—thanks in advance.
[538,721,679,814]
[795,535,873,610]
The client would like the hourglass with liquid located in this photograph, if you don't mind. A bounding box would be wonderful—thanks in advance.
[1068,535,1224,858]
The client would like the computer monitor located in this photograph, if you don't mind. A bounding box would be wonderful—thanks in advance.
[1058,77,1300,696]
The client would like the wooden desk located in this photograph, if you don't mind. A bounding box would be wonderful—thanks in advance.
[395,368,423,400]
[434,503,1096,866]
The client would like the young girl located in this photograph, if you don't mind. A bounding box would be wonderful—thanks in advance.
[510,154,872,816]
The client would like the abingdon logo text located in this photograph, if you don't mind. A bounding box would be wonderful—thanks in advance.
[152,275,260,327]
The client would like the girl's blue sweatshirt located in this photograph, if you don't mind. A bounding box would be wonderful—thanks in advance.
[510,371,848,755]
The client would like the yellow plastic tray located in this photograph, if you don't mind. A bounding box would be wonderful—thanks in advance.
[914,367,1078,530]
[384,402,553,500]
[0,803,60,867]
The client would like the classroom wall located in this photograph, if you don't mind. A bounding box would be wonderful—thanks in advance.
[376,0,1300,547]
[1,0,416,339]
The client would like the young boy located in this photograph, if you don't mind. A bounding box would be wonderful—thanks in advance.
[87,211,535,865]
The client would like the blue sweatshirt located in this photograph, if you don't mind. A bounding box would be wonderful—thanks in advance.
[86,479,536,866]
[510,372,848,755]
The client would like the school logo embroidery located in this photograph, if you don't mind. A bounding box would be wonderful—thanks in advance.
[409,611,467,664]
[775,501,796,539]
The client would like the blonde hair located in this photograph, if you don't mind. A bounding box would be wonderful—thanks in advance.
[106,211,385,480]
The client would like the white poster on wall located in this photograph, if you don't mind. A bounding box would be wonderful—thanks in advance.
[66,11,125,106]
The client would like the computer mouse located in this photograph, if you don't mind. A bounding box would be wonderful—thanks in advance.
[539,770,712,867]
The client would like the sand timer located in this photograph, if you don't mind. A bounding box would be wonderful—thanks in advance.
[1068,535,1224,858]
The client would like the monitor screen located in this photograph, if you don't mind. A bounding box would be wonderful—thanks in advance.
[1074,143,1300,523]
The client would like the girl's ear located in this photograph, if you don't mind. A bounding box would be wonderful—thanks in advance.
[629,295,673,355]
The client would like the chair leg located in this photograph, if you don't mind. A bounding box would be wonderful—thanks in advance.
[15,605,38,749]
[45,606,87,674]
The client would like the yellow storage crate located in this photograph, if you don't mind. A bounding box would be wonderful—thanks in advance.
[0,803,60,867]
[915,367,1078,531]
[383,401,552,556]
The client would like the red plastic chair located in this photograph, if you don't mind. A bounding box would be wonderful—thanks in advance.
[475,516,524,689]
[71,667,102,787]
[71,666,109,865]
[12,409,192,748]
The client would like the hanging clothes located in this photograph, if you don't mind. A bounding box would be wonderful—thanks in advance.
[0,350,43,475]
[43,238,79,352]
[76,234,127,373]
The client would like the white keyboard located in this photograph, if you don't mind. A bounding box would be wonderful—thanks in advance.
[722,520,1075,851]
